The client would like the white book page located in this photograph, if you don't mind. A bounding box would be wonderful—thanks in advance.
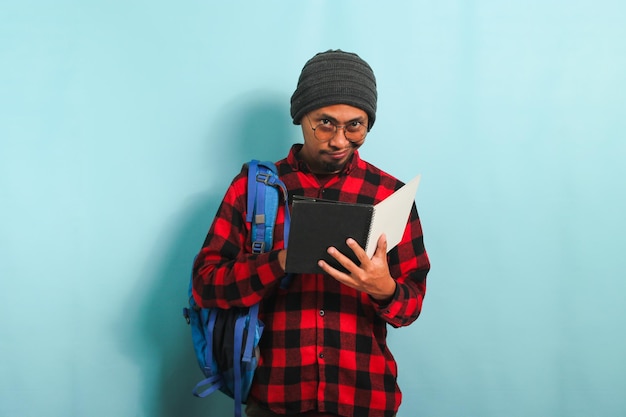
[365,174,421,258]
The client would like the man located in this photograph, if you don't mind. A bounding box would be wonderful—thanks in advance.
[192,50,430,417]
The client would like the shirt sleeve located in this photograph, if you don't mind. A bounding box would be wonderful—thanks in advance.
[191,171,287,309]
[371,203,430,328]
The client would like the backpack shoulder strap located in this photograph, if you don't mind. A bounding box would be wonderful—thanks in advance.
[246,160,290,253]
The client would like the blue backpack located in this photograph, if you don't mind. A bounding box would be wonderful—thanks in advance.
[183,160,290,417]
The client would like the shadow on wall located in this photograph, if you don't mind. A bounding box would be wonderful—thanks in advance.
[119,92,295,417]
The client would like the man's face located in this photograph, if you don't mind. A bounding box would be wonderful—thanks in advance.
[298,104,368,174]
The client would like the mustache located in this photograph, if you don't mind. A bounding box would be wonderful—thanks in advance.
[321,142,362,153]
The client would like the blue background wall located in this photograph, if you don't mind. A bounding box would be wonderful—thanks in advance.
[1,1,625,416]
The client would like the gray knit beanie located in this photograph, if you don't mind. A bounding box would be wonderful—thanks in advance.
[290,50,378,129]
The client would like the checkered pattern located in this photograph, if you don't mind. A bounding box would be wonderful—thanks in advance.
[193,144,430,417]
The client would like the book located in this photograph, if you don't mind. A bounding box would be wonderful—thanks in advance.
[284,174,421,274]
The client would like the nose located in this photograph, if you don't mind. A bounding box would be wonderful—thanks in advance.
[328,126,350,147]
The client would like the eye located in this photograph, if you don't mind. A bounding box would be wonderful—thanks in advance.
[319,118,333,126]
[346,121,364,132]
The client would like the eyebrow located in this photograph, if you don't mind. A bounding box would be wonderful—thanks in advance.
[315,113,367,124]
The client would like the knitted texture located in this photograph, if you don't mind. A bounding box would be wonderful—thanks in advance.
[290,50,377,129]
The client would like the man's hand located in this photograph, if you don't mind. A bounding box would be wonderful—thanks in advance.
[278,249,287,272]
[317,234,396,301]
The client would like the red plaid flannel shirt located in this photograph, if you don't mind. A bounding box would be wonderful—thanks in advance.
[192,144,430,417]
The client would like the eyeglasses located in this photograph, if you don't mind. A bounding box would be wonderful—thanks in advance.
[306,115,368,143]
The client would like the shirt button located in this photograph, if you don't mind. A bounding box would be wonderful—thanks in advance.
[319,310,325,317]
[319,353,324,359]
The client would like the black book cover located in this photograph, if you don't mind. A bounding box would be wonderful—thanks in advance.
[285,196,374,274]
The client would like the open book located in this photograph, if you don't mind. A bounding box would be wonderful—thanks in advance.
[285,174,421,274]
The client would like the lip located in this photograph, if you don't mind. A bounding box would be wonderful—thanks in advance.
[325,150,349,160]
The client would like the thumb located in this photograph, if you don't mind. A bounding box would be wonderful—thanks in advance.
[373,233,388,258]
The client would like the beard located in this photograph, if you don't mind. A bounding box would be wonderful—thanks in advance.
[319,142,361,173]
[320,160,344,173]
